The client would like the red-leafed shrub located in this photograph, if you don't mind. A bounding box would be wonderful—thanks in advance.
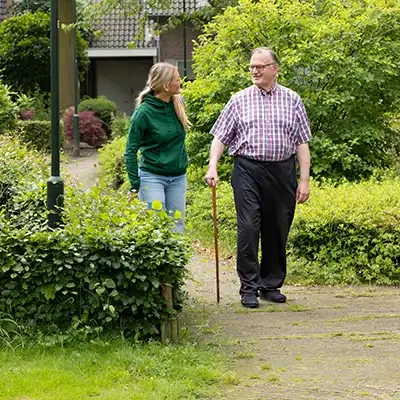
[63,107,106,148]
[18,108,35,120]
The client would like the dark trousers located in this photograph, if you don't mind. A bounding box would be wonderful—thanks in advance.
[231,156,297,295]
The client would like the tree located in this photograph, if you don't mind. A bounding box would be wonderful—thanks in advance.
[183,0,400,181]
[12,0,50,13]
[0,11,89,95]
[160,0,238,32]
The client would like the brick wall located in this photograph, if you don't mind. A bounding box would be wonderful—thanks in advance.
[159,23,199,63]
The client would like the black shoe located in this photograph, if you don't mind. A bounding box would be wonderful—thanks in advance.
[259,289,287,303]
[241,293,259,308]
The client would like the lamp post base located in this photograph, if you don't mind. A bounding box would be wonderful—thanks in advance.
[47,176,64,228]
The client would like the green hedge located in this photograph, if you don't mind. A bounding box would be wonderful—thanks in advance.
[186,176,400,285]
[10,120,63,152]
[0,137,191,338]
[289,177,400,285]
[98,136,128,189]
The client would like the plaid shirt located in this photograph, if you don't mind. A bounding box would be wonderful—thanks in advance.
[210,84,311,161]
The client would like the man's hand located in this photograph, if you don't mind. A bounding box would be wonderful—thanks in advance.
[296,180,310,204]
[204,166,218,187]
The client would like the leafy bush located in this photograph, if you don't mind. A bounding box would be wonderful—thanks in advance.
[0,12,88,95]
[79,96,117,138]
[22,88,51,121]
[0,137,191,338]
[63,107,107,148]
[111,114,130,139]
[186,176,400,285]
[0,135,48,234]
[183,0,400,181]
[0,79,17,133]
[289,177,400,285]
[98,136,128,189]
[11,120,64,152]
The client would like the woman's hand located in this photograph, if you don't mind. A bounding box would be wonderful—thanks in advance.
[128,190,138,202]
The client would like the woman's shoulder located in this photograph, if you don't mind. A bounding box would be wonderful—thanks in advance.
[132,103,150,118]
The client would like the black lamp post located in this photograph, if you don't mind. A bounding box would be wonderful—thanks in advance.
[72,0,80,158]
[47,0,64,228]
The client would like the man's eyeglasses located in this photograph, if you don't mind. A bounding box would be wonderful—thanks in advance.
[248,62,276,73]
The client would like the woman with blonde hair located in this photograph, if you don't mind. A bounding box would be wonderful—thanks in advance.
[124,62,190,233]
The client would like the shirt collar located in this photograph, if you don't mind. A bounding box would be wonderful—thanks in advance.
[256,82,278,96]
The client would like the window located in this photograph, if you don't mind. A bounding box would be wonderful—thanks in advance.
[176,60,194,80]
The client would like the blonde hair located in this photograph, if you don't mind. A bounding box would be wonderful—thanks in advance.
[136,62,191,132]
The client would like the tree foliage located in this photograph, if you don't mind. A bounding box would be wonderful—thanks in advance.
[12,0,50,13]
[0,79,32,133]
[160,0,238,32]
[0,11,89,94]
[183,0,400,181]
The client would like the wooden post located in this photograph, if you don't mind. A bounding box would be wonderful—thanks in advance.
[58,0,74,111]
[160,283,179,343]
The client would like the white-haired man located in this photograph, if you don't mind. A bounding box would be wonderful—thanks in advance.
[205,47,311,308]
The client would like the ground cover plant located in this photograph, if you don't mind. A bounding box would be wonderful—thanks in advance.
[0,339,235,399]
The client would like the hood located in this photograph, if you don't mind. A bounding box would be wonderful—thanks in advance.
[142,92,172,109]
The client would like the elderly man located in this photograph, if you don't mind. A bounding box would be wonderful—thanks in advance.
[205,47,311,308]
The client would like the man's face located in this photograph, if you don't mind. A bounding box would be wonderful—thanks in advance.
[250,51,279,89]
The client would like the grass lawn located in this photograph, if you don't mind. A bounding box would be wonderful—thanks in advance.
[0,340,235,399]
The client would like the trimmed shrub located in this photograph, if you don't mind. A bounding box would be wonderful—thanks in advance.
[63,107,107,148]
[11,120,64,152]
[111,114,130,139]
[289,177,400,285]
[186,176,400,285]
[98,136,128,189]
[79,96,117,138]
[0,137,191,338]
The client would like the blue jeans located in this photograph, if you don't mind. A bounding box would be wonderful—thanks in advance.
[139,169,187,233]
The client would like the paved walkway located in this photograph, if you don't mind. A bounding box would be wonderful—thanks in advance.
[64,150,99,189]
[187,254,400,400]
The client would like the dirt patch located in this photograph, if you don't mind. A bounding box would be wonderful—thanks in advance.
[186,253,400,400]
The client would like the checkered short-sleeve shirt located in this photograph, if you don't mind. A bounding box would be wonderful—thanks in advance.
[210,84,311,161]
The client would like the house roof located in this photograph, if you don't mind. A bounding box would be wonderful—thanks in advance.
[91,11,155,49]
[90,0,207,50]
[0,0,9,22]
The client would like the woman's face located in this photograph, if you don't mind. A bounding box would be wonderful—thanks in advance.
[166,70,181,95]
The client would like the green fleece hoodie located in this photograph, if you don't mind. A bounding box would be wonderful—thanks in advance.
[124,92,188,191]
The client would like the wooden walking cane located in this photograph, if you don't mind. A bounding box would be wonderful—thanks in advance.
[211,179,220,303]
